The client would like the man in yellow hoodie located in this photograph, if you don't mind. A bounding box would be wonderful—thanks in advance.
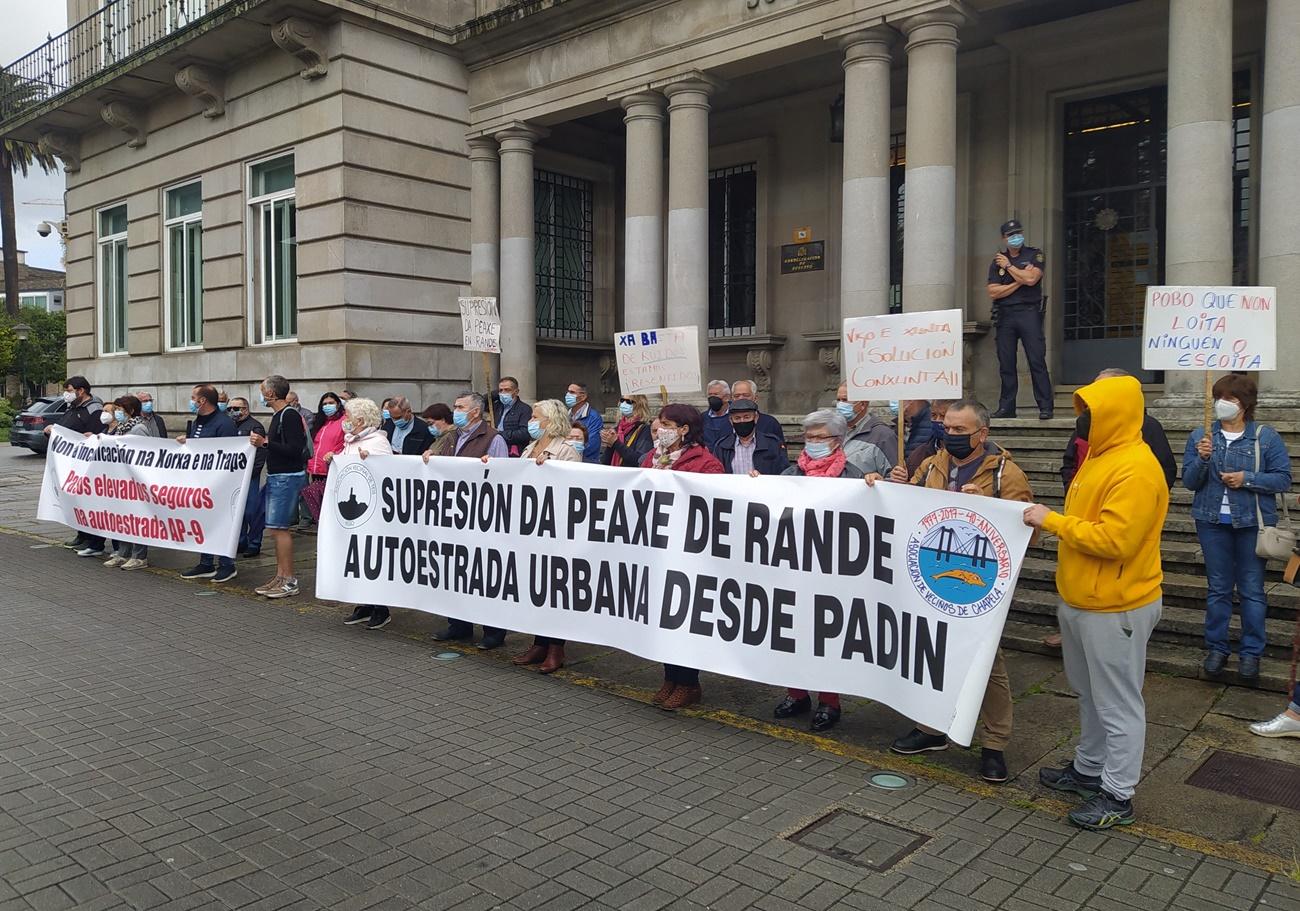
[1023,374,1169,831]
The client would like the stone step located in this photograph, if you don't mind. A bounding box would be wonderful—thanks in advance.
[1028,537,1292,585]
[999,618,1292,694]
[1009,586,1297,655]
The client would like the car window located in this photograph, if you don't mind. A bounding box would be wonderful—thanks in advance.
[30,399,62,414]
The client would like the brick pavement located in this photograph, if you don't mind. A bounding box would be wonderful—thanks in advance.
[1,531,1299,911]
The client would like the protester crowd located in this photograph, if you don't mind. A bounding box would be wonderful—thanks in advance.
[44,369,1300,832]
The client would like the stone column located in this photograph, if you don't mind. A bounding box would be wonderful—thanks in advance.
[1258,0,1300,405]
[1163,0,1233,401]
[839,28,895,320]
[664,74,719,378]
[468,136,502,387]
[496,123,545,401]
[620,92,667,331]
[900,10,963,313]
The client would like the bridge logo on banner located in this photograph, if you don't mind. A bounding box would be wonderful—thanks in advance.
[907,507,1012,619]
[335,462,378,528]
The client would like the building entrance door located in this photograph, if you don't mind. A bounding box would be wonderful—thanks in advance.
[1060,75,1251,384]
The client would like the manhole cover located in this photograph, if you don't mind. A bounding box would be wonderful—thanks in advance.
[432,652,461,661]
[1185,750,1300,812]
[787,809,929,871]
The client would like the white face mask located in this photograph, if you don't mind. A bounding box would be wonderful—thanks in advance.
[656,428,679,450]
[99,411,113,425]
[62,390,76,404]
[1214,399,1242,422]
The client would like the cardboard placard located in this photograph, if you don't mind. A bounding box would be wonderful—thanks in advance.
[842,310,964,402]
[614,326,702,395]
[1141,286,1276,372]
[459,296,501,354]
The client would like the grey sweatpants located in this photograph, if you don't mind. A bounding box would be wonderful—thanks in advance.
[1057,597,1162,801]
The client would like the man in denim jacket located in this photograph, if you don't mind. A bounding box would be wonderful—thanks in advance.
[1182,374,1292,683]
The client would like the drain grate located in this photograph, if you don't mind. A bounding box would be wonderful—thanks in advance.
[787,809,929,871]
[1185,750,1300,812]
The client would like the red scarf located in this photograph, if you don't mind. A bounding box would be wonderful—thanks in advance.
[797,446,847,478]
[610,417,643,468]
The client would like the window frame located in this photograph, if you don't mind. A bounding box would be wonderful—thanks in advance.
[706,139,771,341]
[96,202,129,357]
[534,167,595,341]
[245,151,298,347]
[163,179,204,352]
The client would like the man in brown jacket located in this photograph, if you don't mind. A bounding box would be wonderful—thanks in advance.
[866,398,1033,783]
[431,392,509,649]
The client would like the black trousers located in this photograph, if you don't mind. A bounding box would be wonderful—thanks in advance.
[663,664,699,686]
[447,618,504,640]
[532,636,565,646]
[995,304,1053,414]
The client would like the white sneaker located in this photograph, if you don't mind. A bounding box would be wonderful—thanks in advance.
[262,577,300,599]
[254,576,283,595]
[1250,711,1300,738]
[120,558,148,571]
[103,555,126,568]
[77,546,106,557]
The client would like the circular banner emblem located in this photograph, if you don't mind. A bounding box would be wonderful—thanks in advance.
[907,507,1013,618]
[334,462,377,529]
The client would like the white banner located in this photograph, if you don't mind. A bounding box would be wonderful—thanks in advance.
[315,455,1033,744]
[842,310,964,402]
[459,296,501,354]
[37,425,256,558]
[1142,285,1276,372]
[614,326,702,395]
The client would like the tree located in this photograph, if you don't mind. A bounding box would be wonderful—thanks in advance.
[1,74,61,319]
[0,306,65,402]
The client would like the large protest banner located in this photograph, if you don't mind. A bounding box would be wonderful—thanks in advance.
[37,425,256,558]
[316,455,1033,744]
[1141,285,1276,371]
[614,326,702,395]
[841,309,964,402]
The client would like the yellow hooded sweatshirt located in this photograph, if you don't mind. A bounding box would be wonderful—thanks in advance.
[1041,375,1169,612]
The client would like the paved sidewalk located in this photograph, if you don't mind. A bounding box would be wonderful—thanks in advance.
[1,529,1299,911]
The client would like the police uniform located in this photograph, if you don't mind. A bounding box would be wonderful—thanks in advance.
[989,219,1053,419]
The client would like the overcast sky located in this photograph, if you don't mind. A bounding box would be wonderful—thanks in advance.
[2,0,70,271]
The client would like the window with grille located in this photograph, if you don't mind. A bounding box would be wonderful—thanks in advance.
[888,133,905,314]
[709,164,757,336]
[534,170,594,340]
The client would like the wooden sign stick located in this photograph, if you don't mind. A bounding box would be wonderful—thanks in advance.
[660,385,669,407]
[1203,369,1213,439]
[897,405,905,467]
[483,351,495,426]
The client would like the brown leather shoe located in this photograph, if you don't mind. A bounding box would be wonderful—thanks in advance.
[538,644,565,674]
[512,644,547,666]
[661,684,701,711]
[652,680,676,705]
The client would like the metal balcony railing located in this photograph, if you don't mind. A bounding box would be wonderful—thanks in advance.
[0,0,232,125]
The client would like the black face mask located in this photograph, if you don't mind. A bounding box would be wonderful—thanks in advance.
[732,420,756,438]
[707,396,725,413]
[1075,411,1091,442]
[943,429,978,460]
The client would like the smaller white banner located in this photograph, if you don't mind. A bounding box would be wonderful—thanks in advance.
[37,425,255,557]
[459,296,501,354]
[614,326,702,395]
[842,310,964,402]
[1141,285,1277,372]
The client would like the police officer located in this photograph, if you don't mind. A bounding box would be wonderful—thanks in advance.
[988,219,1053,420]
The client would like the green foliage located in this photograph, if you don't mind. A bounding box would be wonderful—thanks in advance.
[0,397,14,442]
[0,306,66,398]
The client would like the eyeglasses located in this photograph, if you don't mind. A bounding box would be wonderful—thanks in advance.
[619,398,635,405]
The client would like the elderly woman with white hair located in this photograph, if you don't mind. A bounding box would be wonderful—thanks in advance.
[334,398,396,631]
[509,398,583,673]
[769,408,863,732]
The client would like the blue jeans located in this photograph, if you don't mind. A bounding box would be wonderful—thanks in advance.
[239,478,266,552]
[198,553,235,572]
[1196,520,1268,658]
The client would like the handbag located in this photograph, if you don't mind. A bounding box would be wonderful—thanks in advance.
[301,476,328,522]
[1253,433,1295,560]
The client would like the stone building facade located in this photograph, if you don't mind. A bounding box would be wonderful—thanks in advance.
[0,0,1293,418]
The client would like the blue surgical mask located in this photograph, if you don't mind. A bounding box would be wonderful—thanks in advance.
[1007,233,1025,249]
[322,403,338,417]
[567,439,585,453]
[395,416,412,430]
[453,411,469,428]
[527,419,543,440]
[189,400,199,414]
[258,394,269,407]
[889,401,899,416]
[618,401,634,417]
[804,441,833,460]
[430,425,443,439]
[564,393,578,408]
[217,402,228,412]
[500,393,514,407]
[114,410,126,424]
[382,409,391,421]
[835,401,855,419]
[141,401,153,413]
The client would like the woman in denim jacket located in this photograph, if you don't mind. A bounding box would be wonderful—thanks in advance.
[1182,374,1292,683]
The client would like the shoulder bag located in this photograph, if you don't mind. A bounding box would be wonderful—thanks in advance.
[1254,431,1295,560]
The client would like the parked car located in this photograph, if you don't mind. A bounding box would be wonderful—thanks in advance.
[10,397,68,455]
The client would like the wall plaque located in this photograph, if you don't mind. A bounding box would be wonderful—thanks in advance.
[781,241,825,274]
